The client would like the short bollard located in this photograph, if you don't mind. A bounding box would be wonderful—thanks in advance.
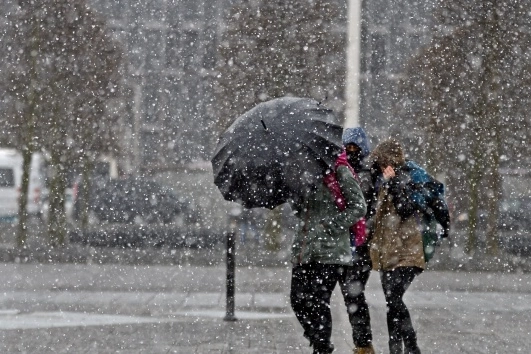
[224,232,237,321]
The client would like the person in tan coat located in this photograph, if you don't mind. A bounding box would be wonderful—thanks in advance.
[369,139,425,354]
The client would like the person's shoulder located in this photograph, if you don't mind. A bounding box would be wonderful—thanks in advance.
[405,160,431,183]
[405,160,424,172]
[336,164,353,177]
[335,165,359,186]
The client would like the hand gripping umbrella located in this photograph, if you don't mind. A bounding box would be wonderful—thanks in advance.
[211,97,343,209]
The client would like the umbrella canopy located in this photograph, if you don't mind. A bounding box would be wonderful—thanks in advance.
[211,97,343,209]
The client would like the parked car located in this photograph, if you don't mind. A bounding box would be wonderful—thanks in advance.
[498,197,531,231]
[498,197,531,255]
[0,148,47,221]
[69,177,218,248]
[73,177,199,226]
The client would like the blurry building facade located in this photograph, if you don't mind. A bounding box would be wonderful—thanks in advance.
[86,0,227,173]
[85,0,352,173]
[86,0,437,172]
[358,0,436,144]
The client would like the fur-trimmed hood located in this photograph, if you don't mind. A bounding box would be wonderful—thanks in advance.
[369,138,406,169]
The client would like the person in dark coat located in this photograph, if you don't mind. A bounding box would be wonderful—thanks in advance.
[289,151,367,354]
[338,127,377,354]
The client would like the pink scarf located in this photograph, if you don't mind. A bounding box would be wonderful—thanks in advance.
[323,150,367,247]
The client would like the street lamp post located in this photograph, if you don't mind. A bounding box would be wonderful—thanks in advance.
[345,0,362,128]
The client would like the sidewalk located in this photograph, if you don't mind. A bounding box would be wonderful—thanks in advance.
[2,222,531,353]
[0,263,311,354]
[2,262,531,353]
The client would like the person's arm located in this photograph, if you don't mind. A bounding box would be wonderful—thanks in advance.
[368,162,382,219]
[426,181,451,238]
[357,168,375,212]
[434,200,451,238]
[385,167,421,219]
[321,165,366,230]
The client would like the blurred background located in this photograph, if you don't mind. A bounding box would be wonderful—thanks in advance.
[0,0,529,266]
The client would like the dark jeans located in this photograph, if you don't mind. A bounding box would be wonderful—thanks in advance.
[381,267,423,354]
[339,245,373,348]
[290,262,343,351]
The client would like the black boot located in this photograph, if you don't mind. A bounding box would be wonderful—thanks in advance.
[404,343,421,354]
[403,331,420,353]
[389,340,403,354]
[312,342,334,354]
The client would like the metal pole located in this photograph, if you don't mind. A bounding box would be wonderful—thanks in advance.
[345,0,362,128]
[224,232,237,321]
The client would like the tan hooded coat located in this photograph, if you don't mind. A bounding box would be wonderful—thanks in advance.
[369,139,426,271]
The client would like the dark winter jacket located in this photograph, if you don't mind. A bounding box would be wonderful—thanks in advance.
[342,127,378,236]
[290,165,366,266]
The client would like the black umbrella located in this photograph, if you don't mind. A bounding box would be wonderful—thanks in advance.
[211,97,343,209]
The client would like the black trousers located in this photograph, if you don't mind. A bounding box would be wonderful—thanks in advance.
[380,267,423,354]
[339,245,373,348]
[290,262,343,349]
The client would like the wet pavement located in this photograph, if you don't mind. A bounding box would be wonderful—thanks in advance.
[1,220,531,353]
[1,260,531,353]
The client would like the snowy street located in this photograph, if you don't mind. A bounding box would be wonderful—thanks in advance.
[0,262,530,353]
[1,0,530,352]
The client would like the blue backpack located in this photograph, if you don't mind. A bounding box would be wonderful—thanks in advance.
[406,161,450,262]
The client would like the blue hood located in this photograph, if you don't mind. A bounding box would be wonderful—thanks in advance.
[342,127,371,159]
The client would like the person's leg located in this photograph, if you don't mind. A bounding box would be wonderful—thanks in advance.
[381,267,422,354]
[291,264,315,343]
[290,263,338,353]
[339,246,373,349]
[381,269,404,354]
[398,268,422,354]
[311,264,341,353]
